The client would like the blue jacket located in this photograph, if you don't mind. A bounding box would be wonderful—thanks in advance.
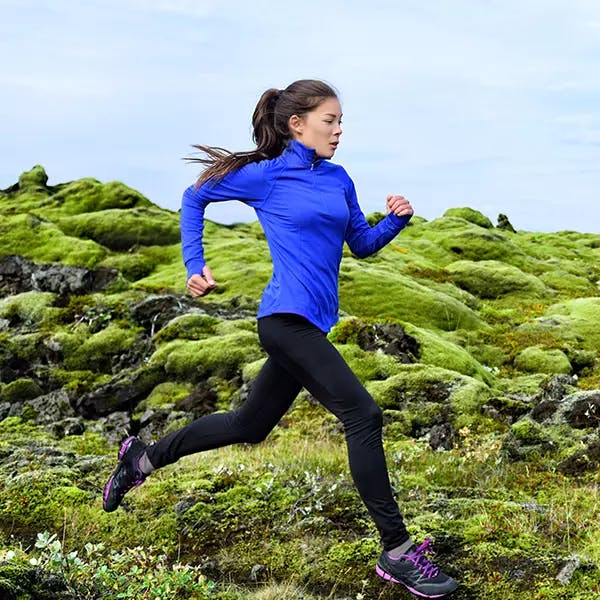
[181,138,411,333]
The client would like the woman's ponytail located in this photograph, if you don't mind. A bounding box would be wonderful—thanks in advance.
[186,79,338,189]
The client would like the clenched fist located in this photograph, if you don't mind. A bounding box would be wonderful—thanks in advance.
[386,195,414,217]
[186,265,217,298]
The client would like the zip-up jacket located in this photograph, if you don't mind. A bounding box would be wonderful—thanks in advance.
[180,138,411,333]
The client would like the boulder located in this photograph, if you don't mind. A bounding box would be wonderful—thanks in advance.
[0,255,117,296]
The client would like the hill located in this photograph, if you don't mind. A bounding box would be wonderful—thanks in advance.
[0,166,598,599]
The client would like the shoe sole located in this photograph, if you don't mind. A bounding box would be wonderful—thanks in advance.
[375,564,452,598]
[102,436,137,512]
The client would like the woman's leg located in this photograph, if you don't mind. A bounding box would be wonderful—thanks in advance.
[258,314,409,551]
[145,356,302,469]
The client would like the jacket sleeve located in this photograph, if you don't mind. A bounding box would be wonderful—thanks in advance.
[180,161,269,279]
[344,176,411,258]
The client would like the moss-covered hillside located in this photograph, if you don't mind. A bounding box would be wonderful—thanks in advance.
[0,166,598,600]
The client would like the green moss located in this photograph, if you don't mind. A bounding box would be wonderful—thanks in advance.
[18,165,48,190]
[514,346,572,375]
[545,298,600,350]
[99,252,157,281]
[0,214,107,268]
[150,331,263,381]
[0,378,43,404]
[46,179,153,215]
[446,260,547,299]
[404,324,494,383]
[510,418,549,444]
[56,207,180,251]
[47,369,112,395]
[443,207,493,229]
[538,270,596,296]
[136,381,194,411]
[153,314,220,344]
[339,264,484,331]
[335,343,403,382]
[0,291,60,327]
[367,364,495,433]
[64,324,142,372]
[242,358,267,381]
[419,218,533,269]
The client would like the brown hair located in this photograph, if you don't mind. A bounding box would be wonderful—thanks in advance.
[186,79,338,189]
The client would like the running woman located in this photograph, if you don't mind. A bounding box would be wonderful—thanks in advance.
[103,79,458,598]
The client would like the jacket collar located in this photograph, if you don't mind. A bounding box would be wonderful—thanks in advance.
[283,138,325,168]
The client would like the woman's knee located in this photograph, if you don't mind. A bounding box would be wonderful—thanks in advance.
[343,398,383,435]
[229,412,271,444]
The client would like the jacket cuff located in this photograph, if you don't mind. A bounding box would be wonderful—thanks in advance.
[386,212,412,230]
[185,259,206,280]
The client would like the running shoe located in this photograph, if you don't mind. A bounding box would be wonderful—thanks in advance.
[376,538,458,598]
[103,436,147,512]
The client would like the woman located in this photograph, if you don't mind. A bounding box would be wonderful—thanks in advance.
[103,79,458,598]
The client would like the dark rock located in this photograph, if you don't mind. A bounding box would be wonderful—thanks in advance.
[336,320,420,362]
[0,255,117,296]
[555,391,600,428]
[137,409,193,444]
[89,411,132,445]
[0,401,11,420]
[558,438,600,476]
[174,498,199,515]
[176,384,218,417]
[8,401,24,417]
[429,423,456,450]
[49,417,86,438]
[25,389,75,425]
[531,375,579,423]
[248,563,266,582]
[131,294,197,335]
[76,366,163,418]
[496,213,516,233]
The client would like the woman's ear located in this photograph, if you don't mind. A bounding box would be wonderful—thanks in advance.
[288,114,304,137]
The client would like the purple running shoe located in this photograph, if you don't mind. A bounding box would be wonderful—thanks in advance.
[103,436,147,512]
[376,538,458,598]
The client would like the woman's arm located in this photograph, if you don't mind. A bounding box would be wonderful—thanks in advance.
[181,161,269,286]
[344,177,412,258]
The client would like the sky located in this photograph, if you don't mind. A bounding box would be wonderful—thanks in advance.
[1,0,599,233]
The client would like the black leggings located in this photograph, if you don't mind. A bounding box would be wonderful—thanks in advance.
[145,313,409,550]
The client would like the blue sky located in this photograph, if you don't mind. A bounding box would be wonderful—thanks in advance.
[1,0,599,233]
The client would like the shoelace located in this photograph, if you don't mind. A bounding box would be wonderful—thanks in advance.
[404,538,440,578]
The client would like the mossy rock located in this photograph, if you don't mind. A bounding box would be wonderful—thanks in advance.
[421,219,532,268]
[510,417,549,444]
[443,207,493,229]
[514,346,572,375]
[17,165,48,190]
[150,331,263,381]
[404,324,494,383]
[335,343,404,383]
[366,364,495,434]
[47,178,153,215]
[545,298,600,350]
[1,378,43,404]
[136,381,194,411]
[538,270,597,296]
[154,313,220,344]
[63,324,143,372]
[339,266,484,331]
[0,291,60,327]
[56,207,180,251]
[0,214,107,268]
[446,260,547,298]
[99,252,157,281]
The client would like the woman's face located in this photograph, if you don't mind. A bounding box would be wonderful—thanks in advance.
[289,97,343,159]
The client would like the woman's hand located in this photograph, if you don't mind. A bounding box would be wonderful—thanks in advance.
[186,265,217,297]
[386,194,414,217]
